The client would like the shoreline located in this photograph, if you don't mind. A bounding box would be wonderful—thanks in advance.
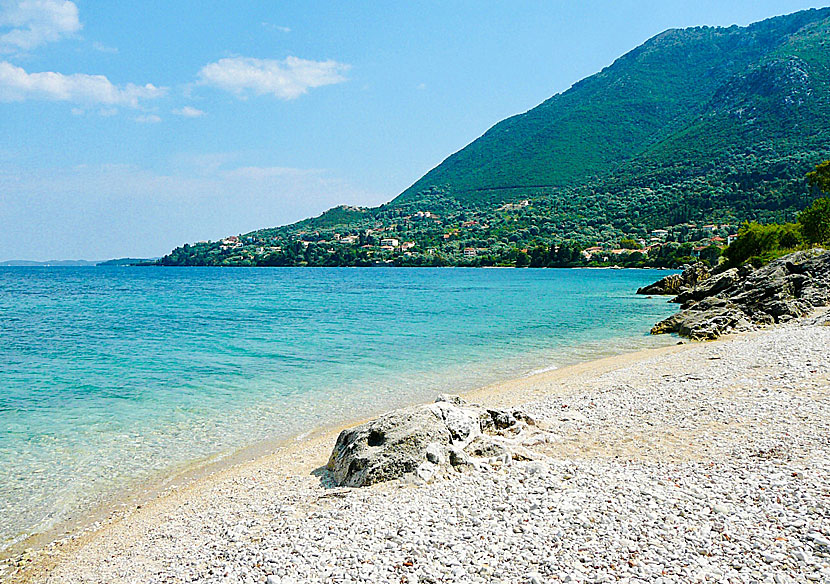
[6,317,830,582]
[2,339,693,580]
[1,328,680,566]
[0,391,399,566]
[0,264,678,560]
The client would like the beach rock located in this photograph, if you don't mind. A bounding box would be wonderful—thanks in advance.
[672,267,747,306]
[448,445,471,467]
[802,310,830,326]
[650,248,830,340]
[637,262,710,295]
[327,395,540,487]
[651,297,753,340]
[464,435,509,458]
[326,405,451,487]
[425,442,445,464]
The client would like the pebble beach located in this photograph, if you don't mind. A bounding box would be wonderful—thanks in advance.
[6,316,830,584]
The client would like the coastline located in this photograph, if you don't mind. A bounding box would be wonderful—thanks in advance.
[0,332,680,565]
[6,316,830,582]
[0,265,679,554]
[3,340,691,581]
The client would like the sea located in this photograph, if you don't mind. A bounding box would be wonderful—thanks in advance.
[0,266,679,551]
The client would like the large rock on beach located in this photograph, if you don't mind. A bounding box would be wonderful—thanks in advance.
[327,394,541,487]
[672,266,748,306]
[649,248,830,340]
[650,297,753,339]
[637,262,710,295]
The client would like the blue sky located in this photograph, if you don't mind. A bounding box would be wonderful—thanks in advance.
[1,1,826,260]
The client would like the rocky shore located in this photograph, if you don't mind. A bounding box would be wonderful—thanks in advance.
[6,313,830,584]
[644,249,830,340]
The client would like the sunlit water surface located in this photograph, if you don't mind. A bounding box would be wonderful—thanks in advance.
[0,266,679,549]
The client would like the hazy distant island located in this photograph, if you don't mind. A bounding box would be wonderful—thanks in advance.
[0,259,101,267]
[95,258,159,267]
[159,8,830,269]
[0,258,157,267]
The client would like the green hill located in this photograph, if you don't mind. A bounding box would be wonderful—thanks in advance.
[395,8,830,206]
[160,8,830,268]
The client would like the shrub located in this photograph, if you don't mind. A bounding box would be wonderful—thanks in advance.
[798,197,830,246]
[722,222,804,267]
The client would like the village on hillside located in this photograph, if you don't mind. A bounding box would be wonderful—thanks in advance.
[164,199,740,269]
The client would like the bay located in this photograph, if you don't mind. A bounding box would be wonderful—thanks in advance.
[0,266,678,549]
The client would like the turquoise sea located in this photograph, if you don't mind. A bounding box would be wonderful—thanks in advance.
[0,267,678,550]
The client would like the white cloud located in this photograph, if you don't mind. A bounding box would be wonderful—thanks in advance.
[197,56,349,100]
[91,41,117,54]
[261,22,290,33]
[0,61,166,106]
[0,0,80,51]
[172,105,205,118]
[170,151,238,176]
[134,113,161,123]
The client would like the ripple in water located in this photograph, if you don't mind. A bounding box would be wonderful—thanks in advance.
[0,266,678,549]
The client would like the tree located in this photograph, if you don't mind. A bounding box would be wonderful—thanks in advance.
[699,245,722,267]
[798,197,830,246]
[722,222,803,267]
[619,238,642,250]
[807,160,830,194]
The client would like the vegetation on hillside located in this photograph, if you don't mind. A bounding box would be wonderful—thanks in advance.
[159,9,830,270]
[721,161,830,267]
[808,160,830,193]
[721,221,805,267]
[396,8,830,204]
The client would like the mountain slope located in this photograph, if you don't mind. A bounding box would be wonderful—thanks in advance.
[394,7,830,205]
[576,12,830,228]
[160,8,830,268]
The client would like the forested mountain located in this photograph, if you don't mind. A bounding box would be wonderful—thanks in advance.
[161,8,830,268]
[397,8,829,205]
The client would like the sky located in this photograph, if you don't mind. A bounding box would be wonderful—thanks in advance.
[0,1,827,260]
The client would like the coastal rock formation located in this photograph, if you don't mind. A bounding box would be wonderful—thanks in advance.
[650,248,830,340]
[636,262,710,296]
[326,394,542,487]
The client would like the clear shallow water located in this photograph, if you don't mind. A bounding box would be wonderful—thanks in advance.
[0,266,678,549]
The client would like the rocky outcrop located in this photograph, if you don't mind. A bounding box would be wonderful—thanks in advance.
[650,297,753,339]
[327,394,545,487]
[671,266,749,306]
[637,263,710,296]
[650,249,830,340]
